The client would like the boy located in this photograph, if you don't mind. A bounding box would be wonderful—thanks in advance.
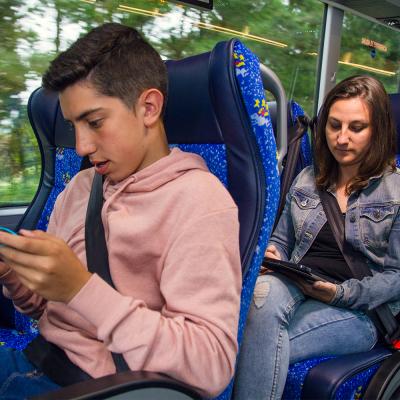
[0,23,241,399]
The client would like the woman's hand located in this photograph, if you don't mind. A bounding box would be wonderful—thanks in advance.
[265,245,281,260]
[296,280,337,303]
[261,245,282,274]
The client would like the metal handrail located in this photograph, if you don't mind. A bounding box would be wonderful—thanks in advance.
[260,64,287,173]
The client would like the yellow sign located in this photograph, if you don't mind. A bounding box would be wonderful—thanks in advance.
[361,38,387,52]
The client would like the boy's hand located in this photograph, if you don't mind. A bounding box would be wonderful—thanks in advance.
[296,280,337,303]
[0,260,10,277]
[0,229,91,303]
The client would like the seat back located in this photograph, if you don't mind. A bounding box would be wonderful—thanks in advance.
[165,40,280,276]
[1,39,280,397]
[267,100,312,177]
[164,39,281,398]
[23,88,82,231]
[0,89,80,342]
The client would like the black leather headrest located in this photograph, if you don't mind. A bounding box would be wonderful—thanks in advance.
[164,53,223,144]
[28,88,75,149]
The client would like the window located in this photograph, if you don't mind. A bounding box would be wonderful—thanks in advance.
[0,0,324,207]
[337,12,400,93]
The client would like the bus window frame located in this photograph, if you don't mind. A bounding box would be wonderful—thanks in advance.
[171,0,213,10]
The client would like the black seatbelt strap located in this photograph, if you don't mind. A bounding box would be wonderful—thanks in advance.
[275,116,309,229]
[318,189,400,346]
[85,172,130,372]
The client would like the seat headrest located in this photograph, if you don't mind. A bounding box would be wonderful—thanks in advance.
[164,53,223,144]
[28,88,75,148]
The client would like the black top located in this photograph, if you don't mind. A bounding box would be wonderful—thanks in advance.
[300,216,352,283]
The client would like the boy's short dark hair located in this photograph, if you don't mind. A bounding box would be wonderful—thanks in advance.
[42,23,168,115]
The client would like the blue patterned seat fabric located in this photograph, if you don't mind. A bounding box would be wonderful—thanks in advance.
[0,40,281,399]
[284,354,383,400]
[214,40,280,400]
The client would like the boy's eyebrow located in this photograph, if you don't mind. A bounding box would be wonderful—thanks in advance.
[75,108,103,122]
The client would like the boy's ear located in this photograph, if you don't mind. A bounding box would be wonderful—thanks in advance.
[138,89,164,127]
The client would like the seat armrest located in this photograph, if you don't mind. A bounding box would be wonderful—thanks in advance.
[301,347,392,399]
[29,370,202,400]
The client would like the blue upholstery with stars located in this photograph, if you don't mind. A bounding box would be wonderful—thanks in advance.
[214,40,280,400]
[230,40,280,346]
[36,148,82,231]
[284,356,334,399]
[0,39,280,400]
[284,353,386,400]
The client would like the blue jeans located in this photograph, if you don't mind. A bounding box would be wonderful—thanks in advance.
[0,347,60,399]
[233,273,378,400]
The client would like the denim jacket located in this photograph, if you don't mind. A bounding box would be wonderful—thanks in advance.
[270,166,400,315]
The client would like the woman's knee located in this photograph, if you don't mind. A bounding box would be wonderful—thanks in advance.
[250,274,304,322]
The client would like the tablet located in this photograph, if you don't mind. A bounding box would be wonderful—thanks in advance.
[262,257,340,284]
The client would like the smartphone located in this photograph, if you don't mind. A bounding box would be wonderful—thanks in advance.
[0,227,18,249]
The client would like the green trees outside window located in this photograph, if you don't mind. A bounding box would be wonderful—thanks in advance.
[1,0,398,207]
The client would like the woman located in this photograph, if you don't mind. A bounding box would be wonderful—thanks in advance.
[233,75,400,399]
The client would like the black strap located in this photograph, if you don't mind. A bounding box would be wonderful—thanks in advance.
[85,172,130,372]
[24,334,92,386]
[275,116,309,229]
[318,190,400,343]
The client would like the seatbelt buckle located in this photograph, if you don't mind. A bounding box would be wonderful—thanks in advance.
[391,339,400,350]
[387,326,400,350]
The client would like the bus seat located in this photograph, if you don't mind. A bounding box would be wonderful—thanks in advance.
[289,101,313,171]
[267,99,313,177]
[0,88,80,349]
[1,38,281,399]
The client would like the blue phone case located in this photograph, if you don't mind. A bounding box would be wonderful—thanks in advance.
[0,226,18,248]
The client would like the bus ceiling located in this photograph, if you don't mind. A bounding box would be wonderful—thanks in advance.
[325,0,400,30]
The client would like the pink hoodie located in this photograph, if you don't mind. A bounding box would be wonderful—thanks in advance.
[1,148,241,397]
